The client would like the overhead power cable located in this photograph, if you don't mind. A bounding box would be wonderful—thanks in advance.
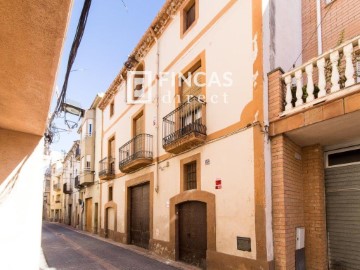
[45,0,92,143]
[289,2,334,70]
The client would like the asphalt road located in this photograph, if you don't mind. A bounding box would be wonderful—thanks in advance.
[42,222,179,270]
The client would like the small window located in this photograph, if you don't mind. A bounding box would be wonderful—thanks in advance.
[108,186,113,201]
[88,123,92,136]
[184,161,197,190]
[327,148,360,167]
[110,101,114,117]
[183,0,196,33]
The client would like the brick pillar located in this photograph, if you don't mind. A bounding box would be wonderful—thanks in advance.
[268,68,284,121]
[271,134,304,270]
[302,145,328,270]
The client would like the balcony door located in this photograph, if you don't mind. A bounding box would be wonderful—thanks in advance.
[108,137,115,174]
[133,111,144,156]
[180,65,204,132]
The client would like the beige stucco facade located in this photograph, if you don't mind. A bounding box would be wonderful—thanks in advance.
[98,0,273,268]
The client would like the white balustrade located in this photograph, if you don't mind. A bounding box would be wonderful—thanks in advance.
[344,43,355,87]
[305,64,315,102]
[330,50,340,92]
[284,75,292,111]
[295,70,303,107]
[281,35,360,112]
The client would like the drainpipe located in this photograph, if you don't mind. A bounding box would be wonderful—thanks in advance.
[150,28,160,193]
[316,0,323,55]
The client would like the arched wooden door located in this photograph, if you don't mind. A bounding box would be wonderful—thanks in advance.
[178,201,207,268]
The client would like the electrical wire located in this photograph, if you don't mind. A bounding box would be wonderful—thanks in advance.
[45,0,92,143]
[289,1,334,71]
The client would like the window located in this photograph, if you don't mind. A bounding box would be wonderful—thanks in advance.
[185,161,197,190]
[86,155,91,170]
[110,101,114,117]
[133,63,145,100]
[180,62,204,102]
[88,120,93,136]
[326,146,360,167]
[182,0,197,35]
[108,186,113,201]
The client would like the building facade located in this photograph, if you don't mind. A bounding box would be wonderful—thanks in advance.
[97,0,276,268]
[49,160,64,222]
[76,94,103,233]
[62,141,80,226]
[268,0,360,269]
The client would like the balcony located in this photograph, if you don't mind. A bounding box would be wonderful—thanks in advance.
[99,157,115,180]
[119,134,153,173]
[80,168,94,186]
[163,97,207,154]
[63,183,72,194]
[282,35,360,116]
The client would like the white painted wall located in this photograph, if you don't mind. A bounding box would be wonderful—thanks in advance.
[0,138,46,270]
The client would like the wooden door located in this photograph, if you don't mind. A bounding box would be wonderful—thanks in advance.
[133,112,144,154]
[130,183,150,249]
[178,201,207,268]
[85,198,92,233]
[109,138,115,174]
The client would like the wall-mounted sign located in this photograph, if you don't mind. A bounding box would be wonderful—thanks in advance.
[215,178,222,189]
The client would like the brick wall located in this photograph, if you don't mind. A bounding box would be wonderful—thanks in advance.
[272,134,304,269]
[272,135,328,269]
[268,68,284,121]
[302,145,328,270]
[302,0,360,62]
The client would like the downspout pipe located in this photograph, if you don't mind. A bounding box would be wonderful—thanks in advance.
[316,0,323,55]
[150,28,160,193]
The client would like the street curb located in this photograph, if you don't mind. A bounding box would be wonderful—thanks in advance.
[44,222,200,270]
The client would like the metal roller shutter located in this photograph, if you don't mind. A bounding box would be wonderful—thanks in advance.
[325,164,360,269]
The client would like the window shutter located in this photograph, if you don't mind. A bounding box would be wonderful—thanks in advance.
[181,66,203,102]
[186,3,196,30]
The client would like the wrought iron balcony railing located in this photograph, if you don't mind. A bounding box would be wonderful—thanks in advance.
[99,157,115,180]
[162,96,207,153]
[119,134,153,173]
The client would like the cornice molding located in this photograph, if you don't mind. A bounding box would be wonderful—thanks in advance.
[98,0,186,110]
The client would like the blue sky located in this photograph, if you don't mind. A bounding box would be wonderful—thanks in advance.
[51,0,165,153]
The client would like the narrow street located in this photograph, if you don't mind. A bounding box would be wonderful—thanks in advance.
[41,222,180,270]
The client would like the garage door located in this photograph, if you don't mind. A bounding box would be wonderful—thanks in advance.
[178,201,207,268]
[130,183,150,249]
[325,162,360,269]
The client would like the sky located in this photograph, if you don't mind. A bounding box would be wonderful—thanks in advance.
[50,0,165,153]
